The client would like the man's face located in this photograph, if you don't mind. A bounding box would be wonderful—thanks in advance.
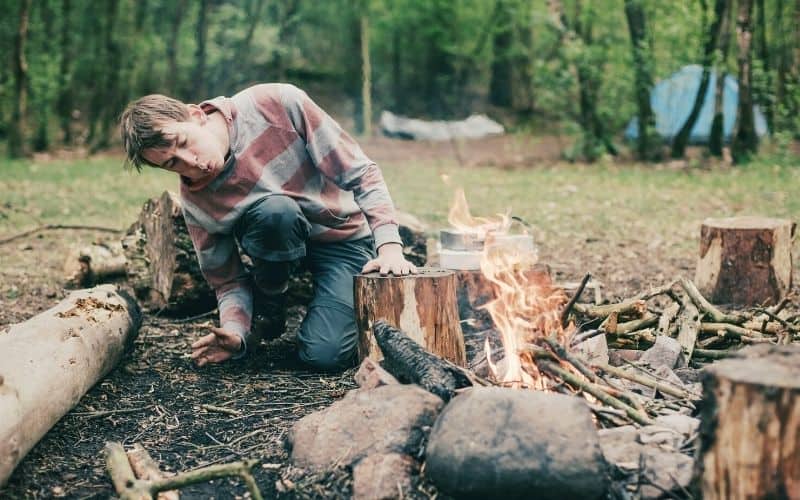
[141,106,227,180]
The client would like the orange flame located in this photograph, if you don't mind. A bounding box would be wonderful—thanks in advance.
[449,188,573,388]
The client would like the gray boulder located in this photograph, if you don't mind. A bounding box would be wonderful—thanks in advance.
[425,388,609,499]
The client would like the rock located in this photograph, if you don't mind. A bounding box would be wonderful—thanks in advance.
[574,334,609,366]
[425,388,609,499]
[352,453,417,500]
[638,425,683,448]
[608,349,644,366]
[673,367,702,384]
[354,358,399,389]
[287,385,443,470]
[598,425,642,470]
[654,414,700,437]
[640,448,694,499]
[639,335,684,369]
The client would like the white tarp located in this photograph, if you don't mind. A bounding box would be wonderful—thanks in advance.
[380,110,505,141]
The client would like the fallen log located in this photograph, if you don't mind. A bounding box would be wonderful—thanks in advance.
[63,241,127,288]
[372,320,472,401]
[354,268,466,366]
[0,285,141,485]
[694,216,795,306]
[694,345,800,499]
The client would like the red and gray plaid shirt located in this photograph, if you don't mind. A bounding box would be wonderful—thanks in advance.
[180,83,401,343]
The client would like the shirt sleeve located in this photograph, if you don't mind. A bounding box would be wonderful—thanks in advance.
[279,84,403,249]
[185,220,254,357]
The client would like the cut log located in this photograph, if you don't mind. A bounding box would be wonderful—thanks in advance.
[695,216,796,306]
[354,267,466,366]
[0,285,141,486]
[63,241,127,288]
[121,191,215,315]
[694,344,800,499]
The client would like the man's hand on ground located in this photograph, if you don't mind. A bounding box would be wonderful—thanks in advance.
[191,327,243,367]
[361,242,418,275]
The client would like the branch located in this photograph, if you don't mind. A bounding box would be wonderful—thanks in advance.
[0,224,121,245]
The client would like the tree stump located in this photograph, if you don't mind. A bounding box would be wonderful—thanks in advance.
[0,285,141,486]
[695,216,796,306]
[354,268,466,366]
[121,191,215,315]
[63,241,127,288]
[694,344,800,499]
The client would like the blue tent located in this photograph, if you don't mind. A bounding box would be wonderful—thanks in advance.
[625,64,768,143]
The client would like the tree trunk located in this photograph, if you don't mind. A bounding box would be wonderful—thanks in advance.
[672,0,726,158]
[360,12,372,137]
[489,0,514,107]
[354,268,466,366]
[694,344,800,499]
[9,0,31,158]
[755,0,773,131]
[732,0,759,161]
[0,285,141,486]
[191,0,210,100]
[166,0,186,96]
[695,216,795,306]
[56,0,73,145]
[121,191,215,315]
[624,0,658,160]
[709,0,733,157]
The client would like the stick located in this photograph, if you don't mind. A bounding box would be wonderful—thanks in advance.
[699,322,764,338]
[538,361,654,425]
[595,363,696,399]
[679,277,748,324]
[693,348,739,359]
[127,444,179,500]
[613,315,659,334]
[573,298,646,319]
[543,336,597,382]
[200,404,241,417]
[561,273,591,327]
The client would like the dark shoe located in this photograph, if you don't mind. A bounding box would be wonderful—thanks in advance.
[252,288,288,340]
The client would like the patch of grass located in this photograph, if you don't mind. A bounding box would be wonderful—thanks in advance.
[1,154,797,261]
[0,156,177,233]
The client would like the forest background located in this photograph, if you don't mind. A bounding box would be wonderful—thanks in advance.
[2,0,799,163]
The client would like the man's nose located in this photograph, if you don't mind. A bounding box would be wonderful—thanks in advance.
[176,149,198,167]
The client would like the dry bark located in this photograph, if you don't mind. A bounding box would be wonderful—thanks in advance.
[694,345,800,498]
[695,216,795,306]
[354,268,466,366]
[0,286,141,485]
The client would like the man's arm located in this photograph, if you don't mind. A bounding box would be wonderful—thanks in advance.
[185,221,253,362]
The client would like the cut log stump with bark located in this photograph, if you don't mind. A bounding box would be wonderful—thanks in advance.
[0,285,141,486]
[695,216,796,306]
[694,344,800,499]
[121,191,215,315]
[354,267,466,367]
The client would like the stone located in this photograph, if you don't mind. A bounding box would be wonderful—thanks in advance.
[654,414,700,437]
[425,388,609,499]
[640,448,694,499]
[287,384,443,470]
[573,334,609,366]
[352,453,417,500]
[639,335,684,370]
[608,349,644,366]
[598,425,642,470]
[354,358,399,389]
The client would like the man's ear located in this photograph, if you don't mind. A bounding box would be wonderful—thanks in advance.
[186,104,207,124]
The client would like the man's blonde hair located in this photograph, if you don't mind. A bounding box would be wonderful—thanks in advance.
[119,94,190,170]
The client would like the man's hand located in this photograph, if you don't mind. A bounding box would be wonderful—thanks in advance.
[191,327,243,367]
[361,242,418,275]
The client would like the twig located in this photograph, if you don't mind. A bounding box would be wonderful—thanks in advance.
[573,298,646,319]
[542,336,596,382]
[538,360,654,425]
[596,363,696,399]
[200,404,242,417]
[0,224,122,245]
[569,328,603,347]
[679,277,748,324]
[699,322,764,338]
[693,348,738,359]
[73,407,151,419]
[752,308,799,333]
[561,273,591,327]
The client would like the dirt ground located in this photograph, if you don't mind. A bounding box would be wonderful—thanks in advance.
[0,136,793,499]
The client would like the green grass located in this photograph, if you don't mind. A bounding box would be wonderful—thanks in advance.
[1,154,798,262]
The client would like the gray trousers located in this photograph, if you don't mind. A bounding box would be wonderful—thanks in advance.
[234,195,375,370]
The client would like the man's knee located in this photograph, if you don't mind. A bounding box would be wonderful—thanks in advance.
[297,301,358,371]
[236,196,310,261]
[248,196,306,236]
